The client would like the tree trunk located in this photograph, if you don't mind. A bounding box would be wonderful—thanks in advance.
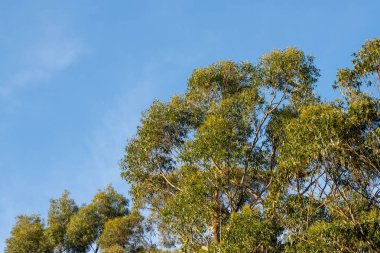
[211,215,220,244]
[212,190,221,244]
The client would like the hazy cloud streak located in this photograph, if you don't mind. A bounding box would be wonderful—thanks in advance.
[0,36,83,97]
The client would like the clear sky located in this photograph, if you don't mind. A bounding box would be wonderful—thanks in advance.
[0,0,379,250]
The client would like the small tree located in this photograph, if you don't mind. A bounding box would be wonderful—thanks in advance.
[6,215,51,253]
[66,185,130,252]
[121,48,319,250]
[99,212,144,252]
[45,190,79,253]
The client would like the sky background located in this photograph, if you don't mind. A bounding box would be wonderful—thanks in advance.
[0,0,379,250]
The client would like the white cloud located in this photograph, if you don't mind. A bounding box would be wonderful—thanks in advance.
[0,36,83,97]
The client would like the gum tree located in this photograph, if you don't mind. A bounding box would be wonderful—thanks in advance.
[121,48,319,251]
[45,190,79,253]
[6,215,51,253]
[66,185,130,252]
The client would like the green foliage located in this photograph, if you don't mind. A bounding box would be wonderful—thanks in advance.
[276,38,380,252]
[335,38,380,98]
[66,185,130,251]
[66,204,99,252]
[6,215,51,253]
[99,212,144,252]
[220,205,281,253]
[122,38,380,252]
[121,47,320,251]
[102,245,125,253]
[290,209,380,252]
[6,186,143,253]
[45,190,78,252]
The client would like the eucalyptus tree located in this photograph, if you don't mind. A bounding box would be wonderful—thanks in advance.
[66,185,130,253]
[274,38,380,251]
[122,38,380,252]
[6,185,145,253]
[121,48,319,251]
[98,212,144,252]
[6,215,52,253]
[45,190,79,253]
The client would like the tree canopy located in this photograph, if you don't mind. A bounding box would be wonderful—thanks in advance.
[6,215,51,253]
[121,38,380,252]
[6,38,380,252]
[6,186,146,253]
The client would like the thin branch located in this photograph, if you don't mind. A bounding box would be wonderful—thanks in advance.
[159,169,183,192]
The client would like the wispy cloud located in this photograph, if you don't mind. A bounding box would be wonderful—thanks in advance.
[86,65,160,183]
[0,35,83,97]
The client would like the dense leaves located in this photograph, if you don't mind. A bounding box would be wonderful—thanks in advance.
[99,212,144,252]
[45,190,79,252]
[220,205,282,252]
[6,186,145,253]
[6,215,51,253]
[121,38,380,252]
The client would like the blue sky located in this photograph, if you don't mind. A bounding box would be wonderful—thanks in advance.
[0,0,379,250]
